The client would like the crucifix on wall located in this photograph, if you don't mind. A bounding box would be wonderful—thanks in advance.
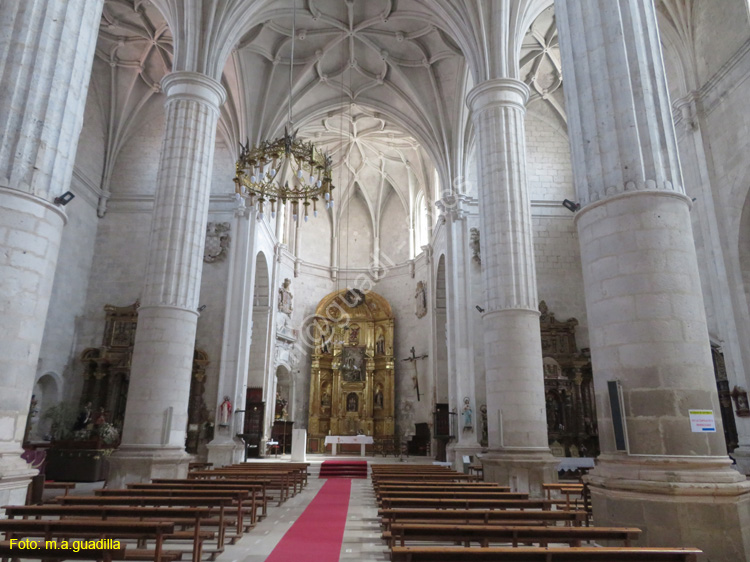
[401,346,428,401]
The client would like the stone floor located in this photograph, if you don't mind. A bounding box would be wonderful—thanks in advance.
[213,454,435,562]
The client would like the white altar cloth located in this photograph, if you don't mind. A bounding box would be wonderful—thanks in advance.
[324,435,374,456]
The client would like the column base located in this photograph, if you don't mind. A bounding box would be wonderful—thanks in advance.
[731,445,750,475]
[206,437,245,468]
[107,446,192,488]
[447,442,483,472]
[479,449,558,496]
[0,453,38,510]
[586,454,750,561]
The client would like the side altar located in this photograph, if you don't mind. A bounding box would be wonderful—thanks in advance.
[307,290,395,452]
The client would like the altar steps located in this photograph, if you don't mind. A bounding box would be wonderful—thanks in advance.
[319,460,368,479]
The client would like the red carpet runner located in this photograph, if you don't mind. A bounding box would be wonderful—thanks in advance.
[265,478,351,562]
[319,460,368,478]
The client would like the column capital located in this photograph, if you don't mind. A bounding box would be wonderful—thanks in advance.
[436,193,478,221]
[466,78,529,114]
[161,71,226,110]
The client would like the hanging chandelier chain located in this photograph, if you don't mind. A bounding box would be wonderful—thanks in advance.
[233,1,334,222]
[288,0,295,129]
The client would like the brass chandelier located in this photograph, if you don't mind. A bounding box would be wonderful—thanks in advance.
[233,2,334,221]
[233,129,334,221]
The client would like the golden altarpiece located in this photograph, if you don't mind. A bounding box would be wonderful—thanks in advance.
[307,290,395,452]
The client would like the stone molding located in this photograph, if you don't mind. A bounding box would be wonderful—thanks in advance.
[466,78,529,114]
[161,71,227,111]
[574,188,692,226]
[578,178,687,206]
[587,454,749,495]
[0,186,68,226]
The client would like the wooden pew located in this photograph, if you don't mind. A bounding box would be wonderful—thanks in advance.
[44,482,77,497]
[374,481,498,494]
[127,481,268,522]
[378,508,587,534]
[133,481,268,520]
[4,505,219,562]
[378,491,529,503]
[236,462,310,487]
[0,519,177,562]
[390,546,702,561]
[92,488,256,532]
[388,523,642,548]
[380,497,555,511]
[212,464,308,496]
[188,470,292,504]
[373,474,475,483]
[58,496,235,544]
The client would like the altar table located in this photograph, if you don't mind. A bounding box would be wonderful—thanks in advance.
[324,435,374,456]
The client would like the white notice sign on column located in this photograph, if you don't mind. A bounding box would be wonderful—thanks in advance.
[689,410,716,432]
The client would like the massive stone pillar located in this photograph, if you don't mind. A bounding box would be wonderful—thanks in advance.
[467,80,557,494]
[0,0,103,504]
[108,72,225,485]
[439,196,482,470]
[556,1,750,559]
[207,201,257,467]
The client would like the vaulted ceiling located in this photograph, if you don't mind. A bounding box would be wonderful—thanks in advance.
[91,0,578,228]
[225,0,467,220]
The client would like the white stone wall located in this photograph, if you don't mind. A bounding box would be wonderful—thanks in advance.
[525,115,574,202]
[36,179,100,403]
[525,114,588,346]
[35,77,108,404]
[693,0,750,85]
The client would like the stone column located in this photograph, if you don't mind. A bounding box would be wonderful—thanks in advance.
[207,201,257,467]
[466,80,557,494]
[108,72,225,485]
[674,91,750,475]
[0,0,103,505]
[555,1,750,559]
[439,196,482,471]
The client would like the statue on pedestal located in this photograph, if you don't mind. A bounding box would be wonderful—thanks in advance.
[278,278,293,314]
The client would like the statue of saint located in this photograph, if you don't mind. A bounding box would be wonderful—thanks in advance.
[219,396,232,426]
[278,278,293,314]
[462,397,473,429]
[415,281,427,318]
[374,387,384,409]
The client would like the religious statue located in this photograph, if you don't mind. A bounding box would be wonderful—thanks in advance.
[347,393,358,412]
[321,387,331,408]
[219,396,232,426]
[376,332,385,355]
[415,281,427,318]
[374,386,384,409]
[462,397,473,429]
[348,324,360,344]
[319,322,331,354]
[275,391,288,419]
[73,402,92,431]
[480,404,488,446]
[278,278,293,314]
[470,227,481,264]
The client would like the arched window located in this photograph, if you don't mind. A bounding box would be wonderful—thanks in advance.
[415,191,430,249]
